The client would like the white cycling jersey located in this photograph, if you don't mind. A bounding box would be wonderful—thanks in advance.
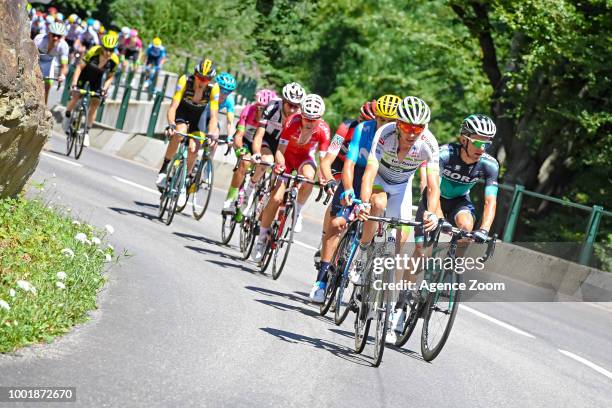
[368,122,439,186]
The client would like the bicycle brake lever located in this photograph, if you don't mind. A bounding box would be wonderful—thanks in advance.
[315,186,324,202]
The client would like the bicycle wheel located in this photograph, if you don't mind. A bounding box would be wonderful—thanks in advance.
[158,160,176,221]
[334,231,360,325]
[164,161,186,226]
[320,229,352,316]
[354,295,371,354]
[420,271,461,362]
[259,229,274,273]
[271,204,297,280]
[240,203,257,259]
[394,297,421,348]
[192,158,214,220]
[73,105,87,159]
[372,270,391,367]
[221,212,237,245]
[65,121,75,156]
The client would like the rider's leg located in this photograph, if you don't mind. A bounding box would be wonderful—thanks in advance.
[252,146,274,183]
[186,137,199,175]
[87,98,101,128]
[295,161,316,218]
[158,122,188,174]
[257,178,286,242]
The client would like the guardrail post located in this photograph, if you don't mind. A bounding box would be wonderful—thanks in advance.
[124,70,135,89]
[115,85,132,130]
[502,184,524,242]
[111,69,123,100]
[61,65,75,105]
[160,73,170,97]
[95,98,105,122]
[183,57,191,75]
[136,70,146,100]
[578,205,603,266]
[147,92,164,137]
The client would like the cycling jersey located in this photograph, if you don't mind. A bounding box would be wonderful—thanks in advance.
[346,120,378,168]
[236,104,260,143]
[257,98,285,153]
[439,143,499,198]
[77,45,120,93]
[173,75,220,133]
[369,122,439,186]
[145,44,166,66]
[34,34,69,78]
[79,28,99,49]
[65,24,83,44]
[123,37,142,61]
[197,93,234,135]
[328,119,359,173]
[278,113,331,172]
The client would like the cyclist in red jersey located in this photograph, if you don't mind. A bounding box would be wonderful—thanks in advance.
[252,94,330,262]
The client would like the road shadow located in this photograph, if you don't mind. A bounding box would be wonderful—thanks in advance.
[134,200,159,209]
[245,286,311,307]
[108,206,158,221]
[246,286,333,324]
[185,245,257,274]
[174,231,220,247]
[259,327,370,366]
[254,299,320,318]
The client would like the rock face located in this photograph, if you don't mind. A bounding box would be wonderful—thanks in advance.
[0,0,52,198]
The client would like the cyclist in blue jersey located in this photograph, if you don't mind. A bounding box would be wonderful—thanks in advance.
[309,96,397,303]
[143,37,166,89]
[198,72,237,142]
[414,114,499,245]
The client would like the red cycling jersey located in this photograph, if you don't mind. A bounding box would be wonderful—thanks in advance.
[278,113,331,172]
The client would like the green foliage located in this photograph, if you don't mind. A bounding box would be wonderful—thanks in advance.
[46,0,103,16]
[0,196,116,352]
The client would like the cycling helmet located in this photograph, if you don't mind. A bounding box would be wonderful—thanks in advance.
[102,33,119,49]
[195,58,217,78]
[282,82,305,104]
[48,6,57,15]
[397,96,431,125]
[130,28,138,37]
[48,22,66,36]
[99,25,106,34]
[56,12,64,22]
[255,89,277,106]
[360,100,376,121]
[460,114,496,139]
[121,26,130,37]
[86,18,94,26]
[216,72,237,91]
[45,15,55,24]
[92,20,101,31]
[375,94,401,119]
[68,14,78,24]
[152,37,162,47]
[301,94,325,119]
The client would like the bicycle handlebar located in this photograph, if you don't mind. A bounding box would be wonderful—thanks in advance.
[365,215,423,228]
[239,157,275,167]
[440,221,497,261]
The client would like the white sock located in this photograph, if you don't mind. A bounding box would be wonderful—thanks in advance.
[258,227,269,242]
[296,202,303,217]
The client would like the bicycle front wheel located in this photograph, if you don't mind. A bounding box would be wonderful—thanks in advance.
[164,161,186,226]
[320,228,352,316]
[73,106,87,159]
[240,204,257,260]
[65,122,75,156]
[354,294,371,354]
[372,270,391,367]
[271,205,297,280]
[420,271,461,362]
[192,158,214,220]
[221,212,237,245]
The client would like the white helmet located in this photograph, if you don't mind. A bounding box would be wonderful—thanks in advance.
[45,15,55,24]
[397,96,431,125]
[460,114,497,139]
[301,94,325,119]
[56,12,64,22]
[92,20,101,31]
[282,82,305,104]
[121,26,130,36]
[48,22,66,36]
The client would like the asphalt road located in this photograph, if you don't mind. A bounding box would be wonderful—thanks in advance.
[1,131,611,407]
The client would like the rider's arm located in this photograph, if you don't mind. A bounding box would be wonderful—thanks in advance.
[419,161,427,192]
[360,160,378,205]
[320,132,344,183]
[225,94,236,137]
[480,195,497,232]
[167,75,186,125]
[206,84,220,138]
[275,139,287,167]
[480,158,500,232]
[234,108,248,149]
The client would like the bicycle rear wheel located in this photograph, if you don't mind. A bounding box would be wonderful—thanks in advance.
[240,204,257,259]
[395,297,421,348]
[164,161,185,226]
[320,228,352,316]
[420,271,461,362]
[271,205,297,280]
[65,122,75,156]
[354,295,371,354]
[372,270,391,367]
[192,158,214,220]
[221,212,237,245]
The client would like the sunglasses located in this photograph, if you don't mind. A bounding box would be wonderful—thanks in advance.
[375,115,393,125]
[283,99,300,109]
[464,135,492,149]
[51,34,62,39]
[195,73,212,81]
[397,121,425,134]
[301,115,319,123]
[103,47,114,52]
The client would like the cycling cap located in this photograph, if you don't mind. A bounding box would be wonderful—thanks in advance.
[460,114,496,139]
[375,95,401,119]
[48,22,66,36]
[102,33,119,49]
[360,100,376,121]
[301,94,325,119]
[397,96,431,125]
[216,72,237,91]
[255,89,277,106]
[282,82,305,104]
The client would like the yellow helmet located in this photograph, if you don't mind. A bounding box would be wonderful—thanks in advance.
[375,94,401,119]
[195,58,217,78]
[101,33,119,49]
[153,37,162,47]
[99,25,106,34]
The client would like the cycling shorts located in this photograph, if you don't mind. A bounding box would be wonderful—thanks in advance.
[125,49,139,61]
[76,67,104,94]
[261,133,279,155]
[176,103,205,133]
[285,154,317,174]
[373,173,414,222]
[414,193,476,241]
[330,166,365,217]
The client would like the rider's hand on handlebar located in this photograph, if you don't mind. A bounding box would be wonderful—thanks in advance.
[273,163,285,175]
[423,211,439,232]
[165,123,176,138]
[324,180,338,196]
[473,228,489,243]
[356,202,371,222]
[340,188,354,206]
[252,153,262,163]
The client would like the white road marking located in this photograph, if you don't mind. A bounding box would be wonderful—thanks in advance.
[459,305,536,338]
[558,349,612,380]
[294,240,318,251]
[41,152,83,167]
[112,176,159,195]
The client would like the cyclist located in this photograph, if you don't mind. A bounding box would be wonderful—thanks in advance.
[198,72,236,143]
[250,82,305,195]
[309,96,396,302]
[354,96,441,342]
[252,94,330,262]
[74,19,99,53]
[64,14,83,54]
[156,59,220,207]
[143,37,167,89]
[62,33,120,147]
[34,22,69,103]
[222,89,278,215]
[414,114,499,248]
[121,29,142,72]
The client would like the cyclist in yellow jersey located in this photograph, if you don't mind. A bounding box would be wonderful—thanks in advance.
[156,58,220,206]
[62,33,120,147]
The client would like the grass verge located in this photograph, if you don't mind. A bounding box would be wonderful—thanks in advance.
[0,196,115,352]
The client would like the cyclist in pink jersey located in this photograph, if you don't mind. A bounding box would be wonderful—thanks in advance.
[222,89,278,214]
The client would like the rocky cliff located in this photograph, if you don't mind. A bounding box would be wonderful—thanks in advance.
[0,0,52,198]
